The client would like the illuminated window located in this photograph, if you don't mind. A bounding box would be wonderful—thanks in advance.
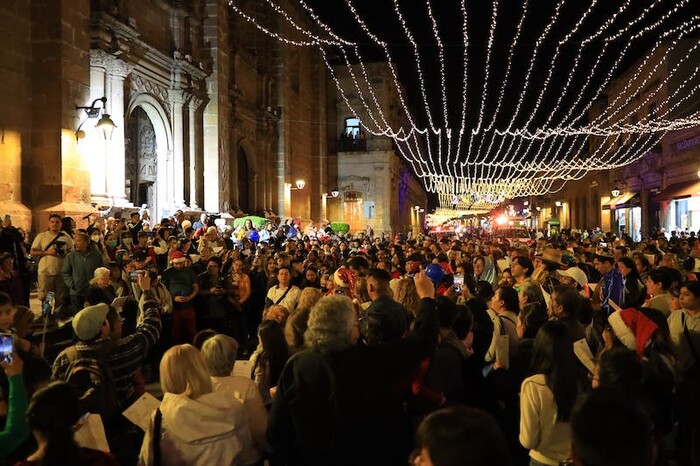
[345,117,360,138]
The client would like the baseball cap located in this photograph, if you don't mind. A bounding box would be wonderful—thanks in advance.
[556,267,588,288]
[72,303,110,341]
[132,250,148,262]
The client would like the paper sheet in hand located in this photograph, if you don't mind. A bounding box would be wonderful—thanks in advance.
[75,414,110,452]
[111,296,129,309]
[232,359,252,379]
[574,338,596,373]
[541,287,551,307]
[122,392,161,431]
[496,259,510,272]
[495,334,510,370]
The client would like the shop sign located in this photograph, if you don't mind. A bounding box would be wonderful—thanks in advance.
[676,135,700,152]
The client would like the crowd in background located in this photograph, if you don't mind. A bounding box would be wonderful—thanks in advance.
[0,209,699,466]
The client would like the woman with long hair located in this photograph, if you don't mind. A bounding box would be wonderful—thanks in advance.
[250,320,290,406]
[18,381,118,466]
[618,256,646,309]
[520,320,584,466]
[392,277,421,316]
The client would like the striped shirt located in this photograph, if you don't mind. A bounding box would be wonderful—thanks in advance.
[51,291,162,408]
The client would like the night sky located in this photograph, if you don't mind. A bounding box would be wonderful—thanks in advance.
[301,0,698,132]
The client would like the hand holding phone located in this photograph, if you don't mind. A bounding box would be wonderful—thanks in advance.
[453,273,464,293]
[0,333,14,364]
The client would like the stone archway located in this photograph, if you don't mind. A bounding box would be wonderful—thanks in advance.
[126,94,172,220]
[125,107,157,208]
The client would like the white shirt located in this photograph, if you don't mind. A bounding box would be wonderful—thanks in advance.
[31,231,73,275]
[519,374,572,465]
[668,308,700,373]
[266,285,301,312]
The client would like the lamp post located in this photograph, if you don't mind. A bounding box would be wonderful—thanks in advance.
[75,97,116,141]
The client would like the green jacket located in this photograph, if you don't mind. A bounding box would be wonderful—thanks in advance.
[0,374,30,457]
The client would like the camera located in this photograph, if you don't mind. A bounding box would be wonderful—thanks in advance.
[53,241,66,256]
[129,270,143,282]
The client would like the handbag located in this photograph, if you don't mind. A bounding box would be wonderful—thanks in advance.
[152,408,163,465]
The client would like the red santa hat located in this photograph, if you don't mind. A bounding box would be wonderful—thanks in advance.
[333,267,356,300]
[607,308,659,356]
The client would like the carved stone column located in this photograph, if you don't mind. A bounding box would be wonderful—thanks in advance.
[169,89,187,207]
[89,49,132,206]
[188,96,203,210]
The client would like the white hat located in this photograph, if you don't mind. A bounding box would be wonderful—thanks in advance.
[556,267,588,288]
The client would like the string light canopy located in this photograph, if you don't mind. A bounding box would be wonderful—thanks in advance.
[229,0,700,203]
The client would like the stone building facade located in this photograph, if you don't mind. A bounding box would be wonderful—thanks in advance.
[327,63,427,234]
[531,39,700,239]
[0,0,331,232]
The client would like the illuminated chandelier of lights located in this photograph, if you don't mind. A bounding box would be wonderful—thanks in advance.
[229,0,700,198]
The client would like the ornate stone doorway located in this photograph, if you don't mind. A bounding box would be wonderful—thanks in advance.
[125,107,157,208]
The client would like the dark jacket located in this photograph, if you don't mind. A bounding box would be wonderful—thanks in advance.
[361,295,411,344]
[424,331,470,403]
[622,276,646,309]
[268,297,438,466]
[61,245,104,296]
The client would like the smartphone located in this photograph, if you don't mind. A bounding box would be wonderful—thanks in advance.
[453,272,464,293]
[129,270,142,282]
[0,333,14,364]
[42,291,55,317]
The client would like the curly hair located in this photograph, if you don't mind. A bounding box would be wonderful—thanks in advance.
[392,277,421,315]
[304,295,356,353]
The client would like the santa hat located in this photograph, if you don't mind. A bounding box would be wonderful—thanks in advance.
[607,309,659,356]
[333,267,356,299]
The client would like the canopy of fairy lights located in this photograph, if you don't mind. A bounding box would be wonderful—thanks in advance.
[229,0,700,208]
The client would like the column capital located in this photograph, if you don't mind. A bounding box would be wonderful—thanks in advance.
[90,49,132,78]
[169,88,185,105]
[188,95,206,111]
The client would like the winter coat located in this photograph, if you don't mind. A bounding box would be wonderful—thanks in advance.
[138,390,253,466]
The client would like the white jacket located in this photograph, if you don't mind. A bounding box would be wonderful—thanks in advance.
[519,374,572,466]
[211,375,270,463]
[138,390,253,466]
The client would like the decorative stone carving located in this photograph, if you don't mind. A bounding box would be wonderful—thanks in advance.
[90,49,132,78]
[128,74,171,118]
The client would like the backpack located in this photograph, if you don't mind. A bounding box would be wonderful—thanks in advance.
[64,341,120,423]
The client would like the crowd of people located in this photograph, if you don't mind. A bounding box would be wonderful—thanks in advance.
[0,209,699,466]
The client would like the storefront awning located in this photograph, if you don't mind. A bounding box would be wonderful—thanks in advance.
[602,192,637,210]
[611,192,638,209]
[656,180,700,201]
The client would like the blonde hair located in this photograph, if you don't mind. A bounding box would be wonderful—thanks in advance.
[297,287,323,311]
[160,344,213,399]
[264,304,290,323]
[354,277,371,303]
[392,278,421,315]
